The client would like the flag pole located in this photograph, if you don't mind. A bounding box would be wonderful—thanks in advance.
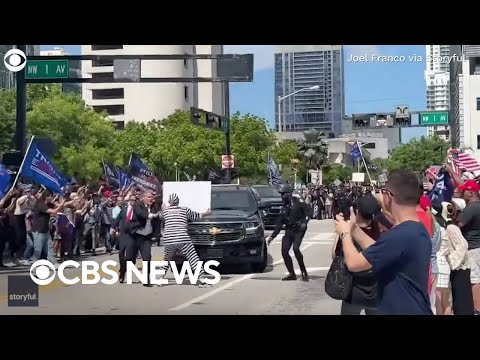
[12,135,34,190]
[358,141,373,186]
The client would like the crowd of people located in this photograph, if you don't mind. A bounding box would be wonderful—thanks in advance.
[330,163,480,315]
[0,181,163,268]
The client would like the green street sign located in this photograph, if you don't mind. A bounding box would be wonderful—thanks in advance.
[25,60,69,79]
[419,112,448,126]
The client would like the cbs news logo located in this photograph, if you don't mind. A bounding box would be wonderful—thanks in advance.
[3,48,27,72]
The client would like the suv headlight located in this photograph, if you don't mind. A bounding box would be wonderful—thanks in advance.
[245,221,261,235]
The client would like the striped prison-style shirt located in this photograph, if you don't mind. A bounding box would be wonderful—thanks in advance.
[161,206,201,246]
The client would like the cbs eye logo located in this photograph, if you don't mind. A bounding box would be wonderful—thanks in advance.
[3,48,27,72]
[29,259,57,285]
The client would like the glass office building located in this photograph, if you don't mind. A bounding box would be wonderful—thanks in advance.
[274,45,345,135]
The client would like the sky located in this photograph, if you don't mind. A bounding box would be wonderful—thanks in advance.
[41,45,428,142]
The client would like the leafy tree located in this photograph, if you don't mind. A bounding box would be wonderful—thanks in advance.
[272,140,298,166]
[323,164,353,185]
[297,128,329,170]
[27,92,118,180]
[115,111,276,181]
[0,84,63,153]
[387,135,449,172]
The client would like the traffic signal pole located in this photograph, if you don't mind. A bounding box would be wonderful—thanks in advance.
[224,82,232,184]
[15,45,27,153]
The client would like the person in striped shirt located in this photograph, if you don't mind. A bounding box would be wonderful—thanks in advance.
[158,193,211,287]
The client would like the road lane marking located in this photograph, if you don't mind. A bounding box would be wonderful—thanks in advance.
[169,242,316,312]
[0,255,164,302]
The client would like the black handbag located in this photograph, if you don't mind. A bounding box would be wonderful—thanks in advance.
[325,235,353,300]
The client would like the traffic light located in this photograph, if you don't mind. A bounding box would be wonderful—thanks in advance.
[190,107,229,132]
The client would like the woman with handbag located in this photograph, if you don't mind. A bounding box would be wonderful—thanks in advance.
[330,196,383,315]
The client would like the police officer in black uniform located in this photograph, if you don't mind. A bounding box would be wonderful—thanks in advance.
[266,184,311,281]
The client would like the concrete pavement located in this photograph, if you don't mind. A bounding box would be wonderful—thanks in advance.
[0,220,341,315]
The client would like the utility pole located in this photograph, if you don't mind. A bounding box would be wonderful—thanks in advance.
[15,45,27,153]
[224,81,231,184]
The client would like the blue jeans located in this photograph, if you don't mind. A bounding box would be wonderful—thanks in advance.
[23,233,34,260]
[31,232,56,264]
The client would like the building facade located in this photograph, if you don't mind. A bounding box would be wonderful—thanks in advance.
[450,45,480,158]
[81,45,225,127]
[425,45,450,140]
[274,45,344,135]
[41,47,82,95]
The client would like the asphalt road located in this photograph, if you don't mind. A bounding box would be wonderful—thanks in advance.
[0,220,341,315]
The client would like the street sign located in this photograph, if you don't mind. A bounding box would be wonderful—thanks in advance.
[419,112,448,126]
[221,155,235,169]
[25,60,69,79]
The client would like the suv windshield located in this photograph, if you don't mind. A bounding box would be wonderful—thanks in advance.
[211,189,257,211]
[254,186,281,199]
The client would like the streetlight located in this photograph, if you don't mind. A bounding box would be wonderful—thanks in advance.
[174,162,179,182]
[277,85,320,134]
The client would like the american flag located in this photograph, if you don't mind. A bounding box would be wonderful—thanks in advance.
[267,155,283,188]
[448,150,480,175]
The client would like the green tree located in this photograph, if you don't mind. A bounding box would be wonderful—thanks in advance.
[387,135,449,172]
[27,92,118,180]
[0,84,63,153]
[323,164,353,185]
[115,111,278,182]
[297,128,329,170]
[271,140,298,166]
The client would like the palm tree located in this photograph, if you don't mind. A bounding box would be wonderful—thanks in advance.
[297,128,329,171]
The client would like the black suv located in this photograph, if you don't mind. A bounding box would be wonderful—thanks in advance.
[187,185,267,273]
[252,185,283,229]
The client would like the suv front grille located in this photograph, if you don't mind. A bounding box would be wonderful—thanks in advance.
[188,222,244,244]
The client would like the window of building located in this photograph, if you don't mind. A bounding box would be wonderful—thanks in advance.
[91,45,123,51]
[184,86,188,100]
[111,121,125,130]
[92,88,124,100]
[92,58,114,67]
[477,135,480,150]
[363,142,376,149]
[477,97,480,110]
[92,105,124,116]
[92,72,114,80]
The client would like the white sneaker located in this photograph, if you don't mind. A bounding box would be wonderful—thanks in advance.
[198,279,211,288]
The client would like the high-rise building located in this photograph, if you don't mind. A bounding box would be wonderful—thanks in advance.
[450,45,480,158]
[274,45,344,135]
[425,45,450,140]
[40,47,82,95]
[81,45,225,128]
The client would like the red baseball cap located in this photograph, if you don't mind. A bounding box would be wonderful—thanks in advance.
[457,179,480,192]
[419,195,432,211]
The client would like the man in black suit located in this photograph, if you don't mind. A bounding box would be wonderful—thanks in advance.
[112,193,136,283]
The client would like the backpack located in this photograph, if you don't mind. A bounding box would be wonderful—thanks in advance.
[325,237,353,300]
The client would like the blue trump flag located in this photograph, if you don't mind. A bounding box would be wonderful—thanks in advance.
[428,167,454,203]
[20,140,68,194]
[116,167,131,189]
[128,153,161,192]
[0,163,11,198]
[350,142,362,160]
[102,159,119,188]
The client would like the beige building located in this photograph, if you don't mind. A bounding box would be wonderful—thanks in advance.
[81,45,226,127]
